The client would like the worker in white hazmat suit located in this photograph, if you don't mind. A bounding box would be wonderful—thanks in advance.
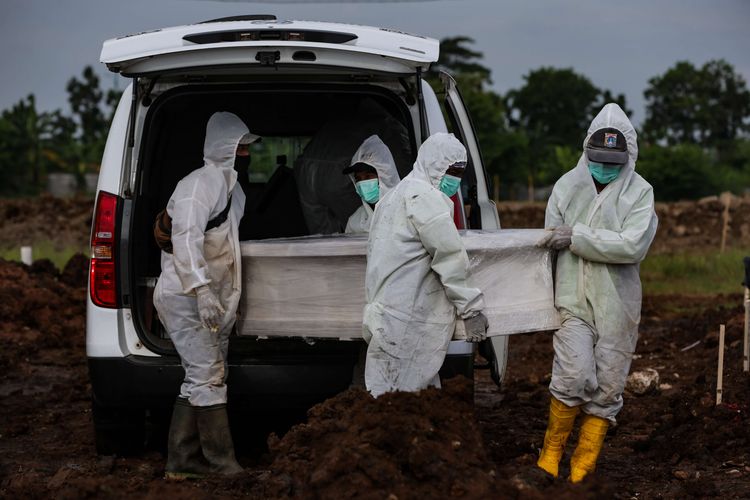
[535,103,657,483]
[342,135,400,234]
[363,132,488,397]
[153,111,260,479]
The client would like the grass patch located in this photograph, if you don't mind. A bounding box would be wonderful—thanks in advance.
[0,240,88,271]
[641,248,748,296]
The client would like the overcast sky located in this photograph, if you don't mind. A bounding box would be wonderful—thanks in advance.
[2,0,748,125]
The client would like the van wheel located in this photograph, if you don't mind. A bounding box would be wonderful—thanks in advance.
[92,398,146,456]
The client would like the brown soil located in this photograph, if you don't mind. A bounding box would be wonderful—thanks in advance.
[0,195,93,250]
[264,378,504,499]
[2,261,749,498]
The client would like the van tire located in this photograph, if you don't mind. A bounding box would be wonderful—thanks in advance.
[92,398,146,456]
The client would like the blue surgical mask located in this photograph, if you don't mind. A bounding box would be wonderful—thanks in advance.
[439,174,462,197]
[588,161,621,184]
[355,178,380,204]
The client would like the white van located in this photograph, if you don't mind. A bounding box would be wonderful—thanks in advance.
[88,15,517,455]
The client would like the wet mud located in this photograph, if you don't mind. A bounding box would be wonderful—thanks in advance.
[1,258,749,498]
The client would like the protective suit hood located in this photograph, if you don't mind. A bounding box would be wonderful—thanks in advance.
[584,103,638,165]
[577,103,638,191]
[411,133,467,189]
[203,112,252,169]
[348,135,400,196]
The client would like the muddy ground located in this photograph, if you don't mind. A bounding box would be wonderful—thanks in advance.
[1,257,748,498]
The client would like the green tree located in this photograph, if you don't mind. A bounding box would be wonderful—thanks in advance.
[503,67,632,194]
[0,95,89,196]
[0,95,44,195]
[40,110,79,174]
[0,66,122,195]
[505,67,630,148]
[429,36,492,84]
[66,66,122,170]
[427,37,512,186]
[637,143,722,201]
[642,59,750,148]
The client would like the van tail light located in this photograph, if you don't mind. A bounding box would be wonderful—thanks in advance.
[90,191,119,308]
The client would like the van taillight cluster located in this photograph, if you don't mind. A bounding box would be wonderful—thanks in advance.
[90,191,119,308]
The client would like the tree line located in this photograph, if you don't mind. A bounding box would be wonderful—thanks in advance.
[428,37,750,201]
[1,38,748,201]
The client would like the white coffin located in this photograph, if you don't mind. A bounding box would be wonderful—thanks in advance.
[238,229,560,339]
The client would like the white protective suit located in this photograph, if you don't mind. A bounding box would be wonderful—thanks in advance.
[363,132,484,397]
[344,135,400,234]
[545,103,658,423]
[153,112,251,407]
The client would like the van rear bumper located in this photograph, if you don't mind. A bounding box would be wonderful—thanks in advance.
[88,355,356,411]
[88,352,473,410]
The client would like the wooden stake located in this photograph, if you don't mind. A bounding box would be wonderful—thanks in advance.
[493,174,500,203]
[744,288,749,372]
[716,324,726,405]
[720,193,731,254]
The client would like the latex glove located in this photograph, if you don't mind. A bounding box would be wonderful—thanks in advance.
[536,225,573,250]
[464,312,489,343]
[196,285,225,332]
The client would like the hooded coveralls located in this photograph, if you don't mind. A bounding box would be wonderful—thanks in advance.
[345,135,401,234]
[545,103,658,423]
[153,112,249,407]
[363,133,484,397]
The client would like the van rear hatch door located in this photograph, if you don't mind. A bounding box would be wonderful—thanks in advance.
[440,71,500,230]
[101,19,438,76]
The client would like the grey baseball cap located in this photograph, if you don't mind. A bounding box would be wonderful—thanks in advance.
[586,128,628,164]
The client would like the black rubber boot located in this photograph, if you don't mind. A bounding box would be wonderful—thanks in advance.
[194,403,243,475]
[165,397,211,480]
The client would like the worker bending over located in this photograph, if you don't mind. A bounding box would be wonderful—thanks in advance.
[363,132,488,397]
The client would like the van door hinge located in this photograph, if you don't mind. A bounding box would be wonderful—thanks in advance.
[255,51,280,67]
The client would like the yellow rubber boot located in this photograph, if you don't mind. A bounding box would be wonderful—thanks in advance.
[537,398,580,477]
[569,414,609,483]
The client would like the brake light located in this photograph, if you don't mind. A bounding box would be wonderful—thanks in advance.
[90,191,119,308]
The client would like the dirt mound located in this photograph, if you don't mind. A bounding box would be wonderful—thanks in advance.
[0,195,93,250]
[497,196,750,253]
[265,377,504,499]
[651,196,750,253]
[61,252,90,288]
[0,255,88,369]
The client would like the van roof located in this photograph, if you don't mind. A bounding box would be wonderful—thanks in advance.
[100,18,439,76]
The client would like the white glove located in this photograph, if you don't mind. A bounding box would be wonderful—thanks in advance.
[536,225,573,250]
[464,312,489,343]
[196,285,225,332]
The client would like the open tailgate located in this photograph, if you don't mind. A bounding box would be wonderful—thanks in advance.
[100,19,438,76]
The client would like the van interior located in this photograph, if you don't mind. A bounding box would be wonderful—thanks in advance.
[130,83,417,354]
